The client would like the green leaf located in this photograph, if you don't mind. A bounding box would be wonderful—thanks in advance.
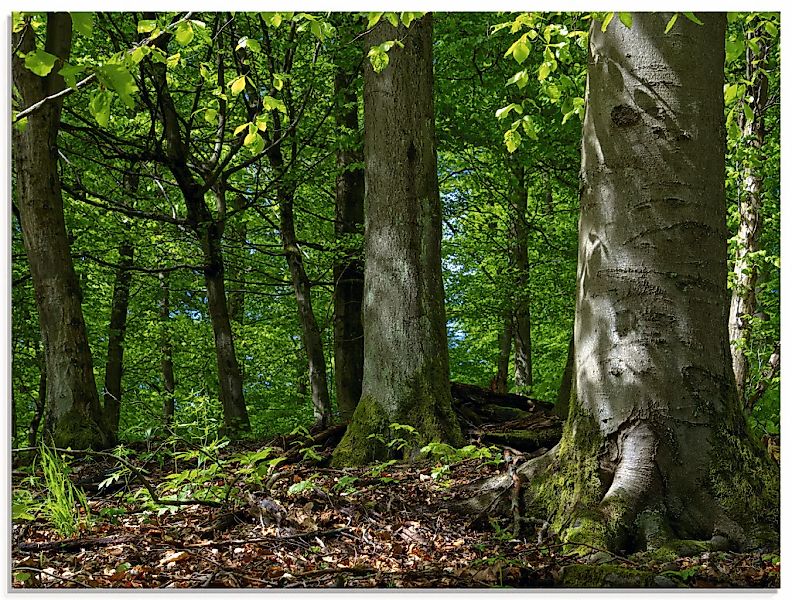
[137,19,157,33]
[255,116,268,132]
[495,103,522,119]
[166,53,181,68]
[538,62,552,81]
[368,46,389,73]
[175,22,194,46]
[401,12,420,28]
[521,116,538,141]
[764,20,778,37]
[98,64,138,109]
[664,13,679,34]
[24,49,58,77]
[230,75,246,95]
[58,62,84,90]
[233,122,249,136]
[236,36,261,52]
[504,128,522,153]
[618,13,633,28]
[130,45,152,65]
[743,102,755,123]
[724,83,739,105]
[273,73,285,91]
[71,13,93,37]
[512,40,530,64]
[385,12,399,28]
[261,12,282,28]
[601,12,614,32]
[204,108,217,123]
[89,90,112,127]
[310,20,325,41]
[683,12,704,26]
[367,12,383,28]
[263,95,287,114]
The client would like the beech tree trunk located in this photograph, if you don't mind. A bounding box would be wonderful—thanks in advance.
[535,13,777,551]
[332,15,463,466]
[12,14,109,449]
[728,34,769,406]
[103,240,134,441]
[509,164,532,390]
[554,335,574,419]
[333,52,366,423]
[159,272,176,426]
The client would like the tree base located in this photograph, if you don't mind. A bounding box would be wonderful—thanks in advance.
[50,408,111,450]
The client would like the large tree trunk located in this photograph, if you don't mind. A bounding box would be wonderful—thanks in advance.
[509,164,532,389]
[456,14,779,554]
[728,34,769,406]
[532,13,777,552]
[227,194,247,327]
[159,272,176,427]
[332,15,463,466]
[103,240,134,441]
[12,14,109,449]
[333,52,365,423]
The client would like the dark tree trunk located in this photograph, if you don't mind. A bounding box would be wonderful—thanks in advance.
[333,52,365,423]
[199,216,251,437]
[103,240,134,441]
[159,272,176,426]
[12,14,109,449]
[332,15,463,466]
[554,335,574,419]
[276,182,332,428]
[227,194,247,327]
[29,351,47,448]
[492,310,513,393]
[509,164,532,390]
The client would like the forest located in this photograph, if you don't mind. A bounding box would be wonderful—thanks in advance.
[10,11,780,589]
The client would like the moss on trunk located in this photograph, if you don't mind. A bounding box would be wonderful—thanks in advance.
[50,407,111,450]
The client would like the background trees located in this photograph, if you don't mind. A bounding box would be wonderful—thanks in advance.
[11,11,780,471]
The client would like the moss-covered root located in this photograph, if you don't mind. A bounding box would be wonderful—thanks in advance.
[558,564,681,588]
[50,407,111,450]
[331,395,390,467]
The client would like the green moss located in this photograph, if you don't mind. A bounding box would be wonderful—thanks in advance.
[50,407,111,450]
[708,420,779,541]
[559,564,659,588]
[331,394,390,467]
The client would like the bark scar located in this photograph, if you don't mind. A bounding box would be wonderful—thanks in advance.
[611,105,640,127]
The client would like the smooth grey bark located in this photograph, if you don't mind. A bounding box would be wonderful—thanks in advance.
[728,34,769,406]
[509,164,532,389]
[159,272,176,426]
[332,15,463,466]
[12,14,109,449]
[333,53,365,423]
[554,13,776,546]
[103,240,134,440]
[492,310,512,394]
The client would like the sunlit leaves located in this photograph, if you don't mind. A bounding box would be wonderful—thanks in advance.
[506,70,530,89]
[261,12,283,28]
[89,90,112,127]
[204,108,218,124]
[504,128,521,153]
[97,63,138,109]
[175,21,194,46]
[664,14,679,33]
[263,95,287,114]
[24,49,58,77]
[368,40,403,73]
[495,103,522,120]
[504,35,530,63]
[683,12,704,26]
[71,13,93,37]
[236,36,261,52]
[137,19,157,33]
[618,13,633,28]
[58,63,84,90]
[230,75,247,96]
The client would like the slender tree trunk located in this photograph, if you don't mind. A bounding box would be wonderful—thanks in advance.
[493,311,512,393]
[159,272,176,427]
[509,164,532,389]
[198,216,251,436]
[333,54,365,422]
[728,34,769,405]
[12,14,108,449]
[332,15,463,466]
[275,179,332,428]
[227,194,247,327]
[531,13,777,550]
[28,348,47,448]
[103,240,134,441]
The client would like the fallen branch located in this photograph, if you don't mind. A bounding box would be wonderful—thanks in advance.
[18,535,134,553]
[186,526,350,548]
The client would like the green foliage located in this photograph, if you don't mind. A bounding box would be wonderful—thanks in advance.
[38,446,93,538]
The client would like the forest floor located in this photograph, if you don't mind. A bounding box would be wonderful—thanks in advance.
[11,434,780,589]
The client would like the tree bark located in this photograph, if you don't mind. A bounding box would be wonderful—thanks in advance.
[333,51,365,423]
[728,33,769,406]
[227,194,247,327]
[554,335,574,419]
[332,15,463,466]
[28,342,47,448]
[538,13,777,551]
[509,164,532,390]
[159,272,176,427]
[12,14,109,449]
[492,310,512,393]
[103,240,134,441]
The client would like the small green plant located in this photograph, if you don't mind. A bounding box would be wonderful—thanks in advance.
[39,445,92,537]
[287,475,321,496]
[369,459,398,478]
[488,517,516,542]
[332,475,360,494]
